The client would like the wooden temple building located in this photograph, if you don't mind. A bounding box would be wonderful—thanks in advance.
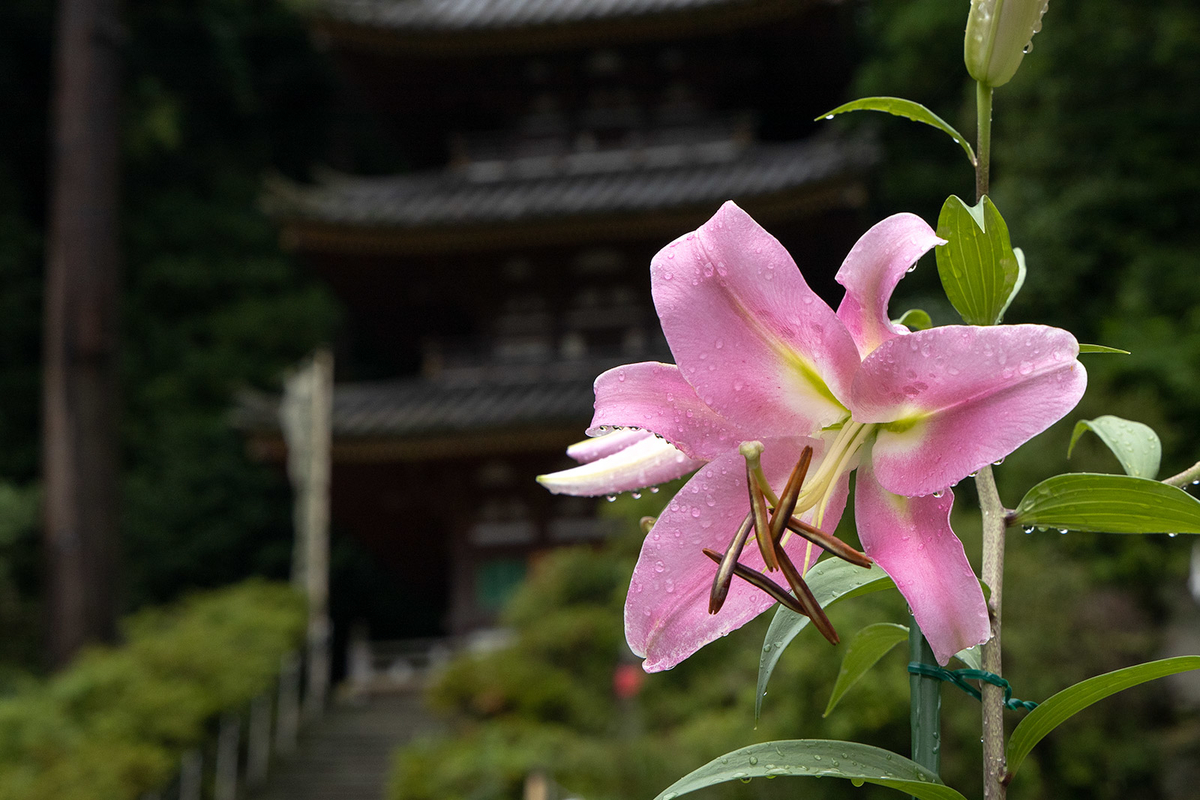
[243,0,875,646]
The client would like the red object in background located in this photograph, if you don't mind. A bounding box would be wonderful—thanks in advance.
[613,663,645,699]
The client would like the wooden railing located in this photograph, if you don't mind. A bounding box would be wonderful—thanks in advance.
[139,649,321,800]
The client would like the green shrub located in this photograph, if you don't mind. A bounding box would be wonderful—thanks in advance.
[0,579,305,800]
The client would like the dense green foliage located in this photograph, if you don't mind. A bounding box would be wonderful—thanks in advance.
[835,1,1200,795]
[0,580,305,800]
[389,490,1179,800]
[853,0,1200,611]
[0,0,343,669]
[390,4,1200,799]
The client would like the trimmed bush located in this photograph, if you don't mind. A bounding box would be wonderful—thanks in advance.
[0,579,305,800]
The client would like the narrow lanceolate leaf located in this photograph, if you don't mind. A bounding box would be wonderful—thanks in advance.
[653,740,968,800]
[1078,343,1131,355]
[954,645,983,671]
[935,195,1024,326]
[757,561,894,720]
[818,96,976,166]
[892,308,933,332]
[1009,473,1200,534]
[1068,415,1162,479]
[823,623,909,717]
[1006,656,1200,781]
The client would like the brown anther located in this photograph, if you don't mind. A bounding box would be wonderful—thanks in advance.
[701,548,808,618]
[774,544,840,645]
[768,446,813,545]
[785,517,873,569]
[709,511,754,614]
[746,460,779,571]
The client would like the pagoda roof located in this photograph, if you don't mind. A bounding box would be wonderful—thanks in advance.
[266,135,875,255]
[237,357,630,461]
[323,0,758,30]
[311,0,826,53]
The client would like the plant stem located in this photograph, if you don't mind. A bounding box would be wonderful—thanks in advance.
[1164,461,1200,488]
[977,465,1008,799]
[976,82,993,201]
[975,77,1007,800]
[908,615,942,787]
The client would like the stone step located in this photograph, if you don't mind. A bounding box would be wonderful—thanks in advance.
[249,691,440,800]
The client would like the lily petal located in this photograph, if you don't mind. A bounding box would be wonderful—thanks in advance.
[625,437,847,672]
[537,435,703,497]
[566,428,654,464]
[851,324,1087,497]
[587,362,748,461]
[650,201,859,439]
[835,214,944,358]
[855,457,989,665]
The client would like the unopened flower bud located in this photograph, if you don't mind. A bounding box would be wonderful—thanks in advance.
[964,0,1050,88]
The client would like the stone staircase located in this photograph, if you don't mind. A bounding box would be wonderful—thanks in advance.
[250,691,439,800]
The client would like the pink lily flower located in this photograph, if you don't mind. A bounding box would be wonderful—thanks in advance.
[540,201,1086,671]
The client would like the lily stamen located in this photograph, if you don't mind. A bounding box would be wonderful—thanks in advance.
[784,517,872,568]
[740,441,779,571]
[768,446,814,544]
[775,543,839,645]
[708,511,754,615]
[701,548,809,619]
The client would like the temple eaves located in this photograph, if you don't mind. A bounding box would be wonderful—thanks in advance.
[265,135,876,257]
[306,0,837,55]
[236,356,627,462]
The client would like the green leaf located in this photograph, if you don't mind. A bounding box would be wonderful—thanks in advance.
[935,195,1024,326]
[1009,473,1200,533]
[1068,415,1161,479]
[999,247,1028,323]
[653,740,968,800]
[893,308,933,331]
[1078,343,1130,354]
[824,623,909,717]
[954,646,983,671]
[757,562,894,720]
[818,96,976,166]
[1007,656,1200,781]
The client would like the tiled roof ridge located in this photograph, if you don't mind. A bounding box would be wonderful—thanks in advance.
[319,0,762,32]
[263,134,877,228]
[234,355,636,438]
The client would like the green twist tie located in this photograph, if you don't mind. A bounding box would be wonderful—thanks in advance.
[907,663,1039,712]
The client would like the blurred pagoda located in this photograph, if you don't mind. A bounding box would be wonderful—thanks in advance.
[244,0,875,644]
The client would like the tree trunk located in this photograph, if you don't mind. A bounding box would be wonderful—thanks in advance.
[42,0,123,667]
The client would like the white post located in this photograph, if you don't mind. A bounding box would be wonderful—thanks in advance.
[347,621,374,695]
[281,349,334,719]
[275,651,302,755]
[178,749,202,800]
[247,692,272,785]
[214,713,240,800]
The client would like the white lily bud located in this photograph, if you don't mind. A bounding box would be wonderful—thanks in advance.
[964,0,1050,88]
